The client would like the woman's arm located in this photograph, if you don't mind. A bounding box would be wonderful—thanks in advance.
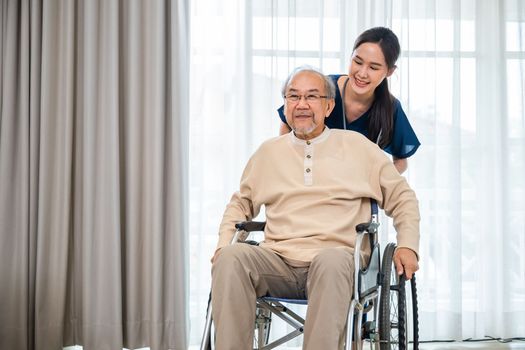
[279,121,291,135]
[393,157,408,174]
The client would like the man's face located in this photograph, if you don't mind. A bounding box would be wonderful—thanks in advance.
[283,71,335,140]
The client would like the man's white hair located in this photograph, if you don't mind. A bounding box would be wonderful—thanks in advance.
[281,66,336,99]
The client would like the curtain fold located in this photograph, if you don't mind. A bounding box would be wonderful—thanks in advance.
[0,0,189,349]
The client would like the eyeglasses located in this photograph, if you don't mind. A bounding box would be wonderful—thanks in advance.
[283,94,328,104]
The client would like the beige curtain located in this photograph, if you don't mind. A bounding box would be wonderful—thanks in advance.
[0,0,189,349]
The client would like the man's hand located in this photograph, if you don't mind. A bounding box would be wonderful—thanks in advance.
[393,247,419,279]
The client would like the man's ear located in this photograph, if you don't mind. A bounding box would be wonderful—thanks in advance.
[325,98,335,117]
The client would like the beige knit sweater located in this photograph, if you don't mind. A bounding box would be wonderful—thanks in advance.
[217,127,420,267]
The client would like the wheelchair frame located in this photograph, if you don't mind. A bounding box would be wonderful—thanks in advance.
[201,202,418,350]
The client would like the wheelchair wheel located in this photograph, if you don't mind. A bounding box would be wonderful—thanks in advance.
[379,243,419,350]
[254,306,271,349]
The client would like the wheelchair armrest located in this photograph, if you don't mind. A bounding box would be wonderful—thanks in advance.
[235,221,266,232]
[355,222,379,234]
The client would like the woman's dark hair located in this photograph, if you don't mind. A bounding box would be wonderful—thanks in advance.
[353,27,400,149]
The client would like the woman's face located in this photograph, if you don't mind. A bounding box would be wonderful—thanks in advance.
[348,42,394,96]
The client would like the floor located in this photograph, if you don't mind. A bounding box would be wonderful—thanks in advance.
[63,341,525,349]
[418,341,525,349]
[186,340,525,349]
[66,339,525,349]
[189,339,525,349]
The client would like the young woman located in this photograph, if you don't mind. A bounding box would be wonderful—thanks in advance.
[277,27,420,173]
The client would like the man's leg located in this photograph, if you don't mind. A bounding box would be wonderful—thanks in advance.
[211,244,302,350]
[303,247,355,350]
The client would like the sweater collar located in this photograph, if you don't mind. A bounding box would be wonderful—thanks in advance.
[289,126,331,145]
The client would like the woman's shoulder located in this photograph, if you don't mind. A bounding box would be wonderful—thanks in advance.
[328,74,347,88]
[391,96,403,110]
[387,97,421,158]
[390,97,414,132]
[391,97,409,122]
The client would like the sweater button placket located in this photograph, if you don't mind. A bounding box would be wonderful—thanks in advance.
[304,141,313,185]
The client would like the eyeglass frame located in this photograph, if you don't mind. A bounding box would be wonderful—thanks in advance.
[283,93,329,104]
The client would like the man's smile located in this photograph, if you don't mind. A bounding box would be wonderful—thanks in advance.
[294,113,313,120]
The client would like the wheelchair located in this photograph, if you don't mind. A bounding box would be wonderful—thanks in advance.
[200,201,419,350]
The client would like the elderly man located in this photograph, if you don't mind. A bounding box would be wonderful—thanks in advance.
[211,66,420,349]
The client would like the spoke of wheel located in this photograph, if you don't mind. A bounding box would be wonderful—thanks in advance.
[390,287,399,348]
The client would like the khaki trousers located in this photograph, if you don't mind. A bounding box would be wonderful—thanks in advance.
[211,243,355,350]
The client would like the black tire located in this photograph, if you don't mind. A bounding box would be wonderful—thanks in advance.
[379,243,408,350]
[410,275,419,350]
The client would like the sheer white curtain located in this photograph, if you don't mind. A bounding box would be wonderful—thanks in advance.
[189,0,525,345]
